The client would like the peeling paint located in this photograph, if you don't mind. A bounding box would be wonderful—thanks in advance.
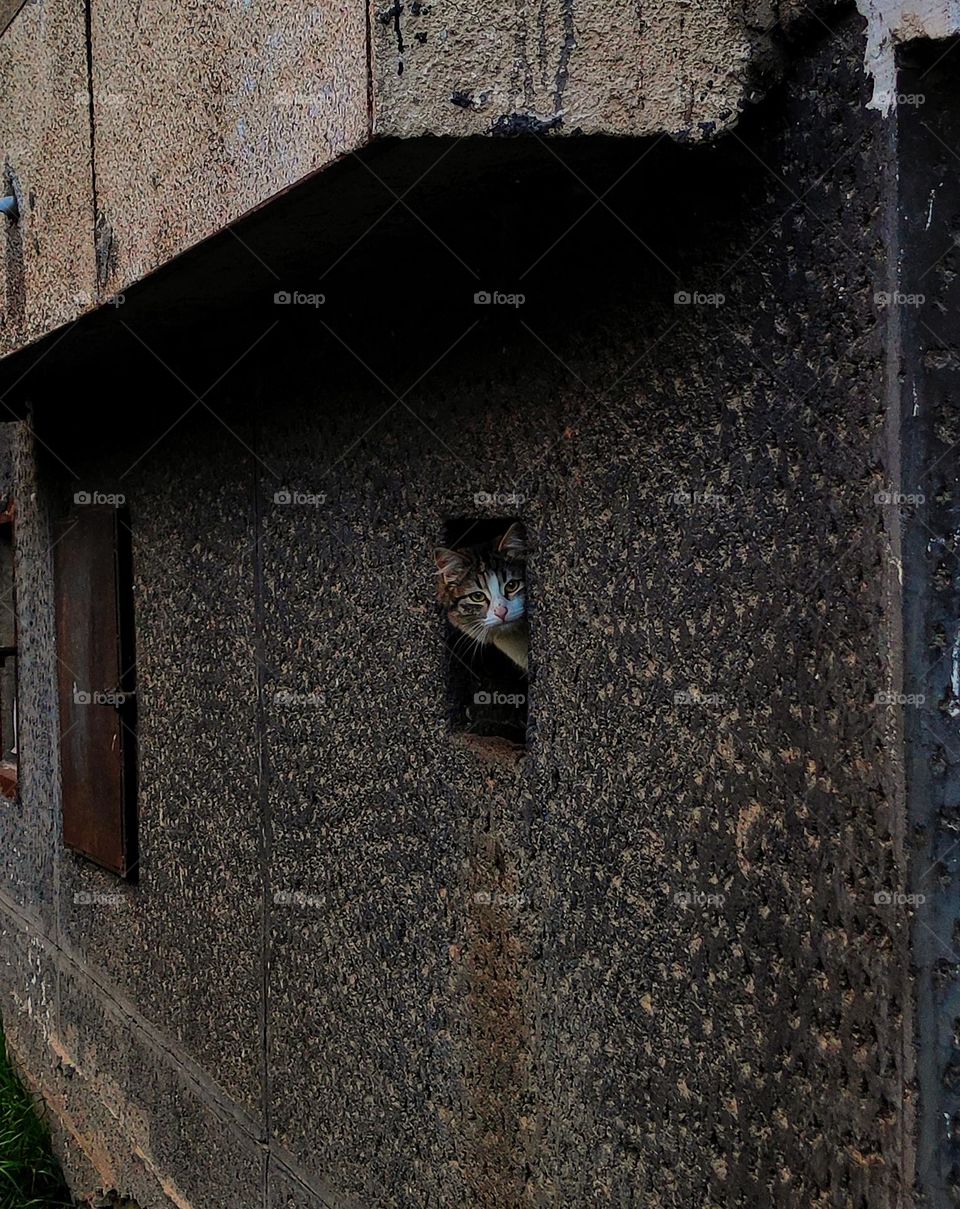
[855,0,960,112]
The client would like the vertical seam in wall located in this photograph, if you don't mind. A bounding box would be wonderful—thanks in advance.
[880,83,913,1209]
[365,0,375,139]
[82,0,100,298]
[897,44,957,1205]
[252,411,272,1206]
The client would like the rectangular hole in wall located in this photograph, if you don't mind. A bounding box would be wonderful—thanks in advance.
[438,517,528,756]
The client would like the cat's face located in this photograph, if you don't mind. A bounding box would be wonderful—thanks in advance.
[435,524,527,643]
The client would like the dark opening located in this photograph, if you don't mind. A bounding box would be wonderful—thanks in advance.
[440,517,528,754]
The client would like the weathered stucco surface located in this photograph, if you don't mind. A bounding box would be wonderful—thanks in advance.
[0,0,96,357]
[88,0,369,297]
[370,0,863,140]
[0,0,865,358]
[369,0,770,139]
[8,0,948,356]
[0,10,917,1206]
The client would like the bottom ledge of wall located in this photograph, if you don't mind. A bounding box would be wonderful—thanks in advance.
[451,732,527,764]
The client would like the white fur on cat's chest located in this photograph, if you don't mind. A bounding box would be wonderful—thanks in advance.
[492,622,528,672]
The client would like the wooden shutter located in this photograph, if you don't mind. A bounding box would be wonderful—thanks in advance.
[54,506,137,876]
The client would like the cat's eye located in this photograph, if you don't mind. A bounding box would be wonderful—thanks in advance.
[465,592,487,604]
[504,580,522,594]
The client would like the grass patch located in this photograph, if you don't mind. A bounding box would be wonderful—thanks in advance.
[0,1025,71,1208]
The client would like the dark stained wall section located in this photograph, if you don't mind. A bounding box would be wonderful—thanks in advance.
[249,16,908,1205]
[898,40,960,1208]
[0,9,914,1209]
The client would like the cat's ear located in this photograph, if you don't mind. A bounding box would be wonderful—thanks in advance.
[435,547,472,584]
[497,523,527,558]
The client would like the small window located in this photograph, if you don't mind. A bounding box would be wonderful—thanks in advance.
[435,518,529,756]
[0,499,17,799]
[54,503,138,877]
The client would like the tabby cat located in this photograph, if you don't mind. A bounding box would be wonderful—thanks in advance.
[434,523,528,671]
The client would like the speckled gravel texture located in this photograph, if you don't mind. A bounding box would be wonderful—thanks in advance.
[0,0,96,357]
[370,0,794,140]
[0,9,912,1209]
[0,0,846,358]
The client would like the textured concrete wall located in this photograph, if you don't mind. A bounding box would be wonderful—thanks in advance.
[0,10,917,1208]
[0,0,96,356]
[9,0,937,359]
[0,421,57,925]
[369,0,809,139]
[0,0,852,358]
[896,41,960,1204]
[88,0,369,296]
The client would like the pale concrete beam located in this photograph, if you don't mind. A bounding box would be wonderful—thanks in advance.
[87,0,370,298]
[856,0,960,110]
[370,0,777,140]
[0,0,96,359]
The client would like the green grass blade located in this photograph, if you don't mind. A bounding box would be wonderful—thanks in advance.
[0,1023,72,1208]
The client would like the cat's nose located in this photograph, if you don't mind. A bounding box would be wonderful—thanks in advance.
[493,604,508,621]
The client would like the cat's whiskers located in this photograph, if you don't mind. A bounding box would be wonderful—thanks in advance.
[434,524,528,672]
[450,626,488,667]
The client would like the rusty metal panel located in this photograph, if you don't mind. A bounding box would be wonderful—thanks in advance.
[54,507,136,876]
